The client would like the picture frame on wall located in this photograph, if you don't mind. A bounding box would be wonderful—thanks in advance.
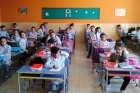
[18,7,28,14]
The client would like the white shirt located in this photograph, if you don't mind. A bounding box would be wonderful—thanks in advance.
[45,55,65,70]
[92,32,101,41]
[89,31,95,40]
[19,38,27,51]
[28,31,37,39]
[0,30,9,38]
[37,28,44,38]
[47,36,62,46]
[136,31,140,40]
[67,28,76,39]
[0,44,11,64]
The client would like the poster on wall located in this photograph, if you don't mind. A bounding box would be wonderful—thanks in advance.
[115,8,126,16]
[42,8,100,19]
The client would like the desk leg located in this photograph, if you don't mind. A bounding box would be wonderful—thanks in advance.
[64,70,66,93]
[18,73,21,93]
[104,70,108,93]
[138,79,140,88]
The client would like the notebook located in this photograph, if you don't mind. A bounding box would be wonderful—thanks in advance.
[31,64,43,71]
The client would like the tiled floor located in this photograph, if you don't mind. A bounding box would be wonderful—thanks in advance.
[0,34,140,93]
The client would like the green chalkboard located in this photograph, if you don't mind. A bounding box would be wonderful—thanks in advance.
[42,8,100,19]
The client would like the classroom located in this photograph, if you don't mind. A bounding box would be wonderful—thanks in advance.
[0,0,140,93]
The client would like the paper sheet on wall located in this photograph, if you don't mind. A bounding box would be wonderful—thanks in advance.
[115,8,126,16]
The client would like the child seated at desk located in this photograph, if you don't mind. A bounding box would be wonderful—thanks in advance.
[19,31,28,65]
[19,31,27,52]
[27,26,38,40]
[10,29,20,42]
[10,23,20,31]
[0,37,11,78]
[92,33,113,70]
[45,38,69,58]
[37,24,45,39]
[47,29,62,46]
[107,43,130,93]
[0,25,9,38]
[45,47,65,93]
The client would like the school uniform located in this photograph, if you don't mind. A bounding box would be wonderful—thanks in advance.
[67,29,76,40]
[87,31,95,58]
[11,34,20,42]
[0,44,11,78]
[92,40,112,71]
[47,36,62,46]
[0,44,11,65]
[107,50,130,91]
[42,26,48,35]
[0,30,9,38]
[136,31,140,44]
[37,28,44,39]
[27,31,38,40]
[85,28,91,50]
[45,55,65,92]
[117,28,126,44]
[19,38,27,51]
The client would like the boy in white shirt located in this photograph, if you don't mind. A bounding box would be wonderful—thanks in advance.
[45,47,65,93]
[47,29,62,46]
[87,25,95,58]
[19,31,27,52]
[0,25,9,38]
[0,37,11,79]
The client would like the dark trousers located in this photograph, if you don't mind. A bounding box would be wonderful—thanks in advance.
[87,43,92,58]
[108,76,130,91]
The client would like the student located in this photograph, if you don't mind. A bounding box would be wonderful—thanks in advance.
[10,23,20,31]
[0,25,9,38]
[87,25,95,58]
[61,28,68,42]
[47,29,62,46]
[46,38,69,58]
[67,23,76,40]
[0,37,11,78]
[94,27,102,42]
[27,41,37,57]
[10,29,20,42]
[27,26,38,40]
[45,47,65,93]
[136,27,140,44]
[116,25,126,43]
[127,27,136,40]
[42,22,48,35]
[84,24,90,50]
[19,31,27,52]
[92,33,114,71]
[37,24,44,39]
[107,43,130,93]
[85,24,91,32]
[85,24,91,40]
[96,33,112,49]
